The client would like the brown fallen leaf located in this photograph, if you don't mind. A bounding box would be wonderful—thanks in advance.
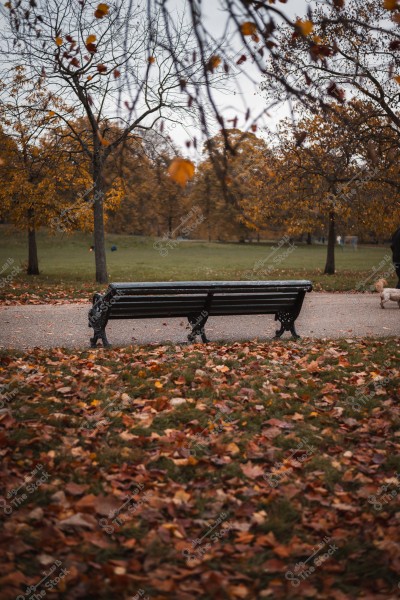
[65,482,88,496]
[240,462,264,479]
[94,494,123,517]
[57,512,98,530]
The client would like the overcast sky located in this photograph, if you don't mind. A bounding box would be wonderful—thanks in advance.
[166,0,317,158]
[0,0,316,156]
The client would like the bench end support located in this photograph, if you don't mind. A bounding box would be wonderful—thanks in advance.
[88,292,111,348]
[274,311,301,340]
[187,310,210,343]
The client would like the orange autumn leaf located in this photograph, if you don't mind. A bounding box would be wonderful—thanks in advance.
[86,35,97,44]
[94,3,109,18]
[168,158,195,187]
[55,36,63,47]
[97,132,110,147]
[207,55,221,71]
[394,75,400,83]
[383,0,398,9]
[240,22,257,36]
[296,19,314,36]
[148,56,156,64]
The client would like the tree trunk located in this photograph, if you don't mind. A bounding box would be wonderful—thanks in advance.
[27,208,39,275]
[93,166,108,284]
[307,232,312,245]
[324,211,335,275]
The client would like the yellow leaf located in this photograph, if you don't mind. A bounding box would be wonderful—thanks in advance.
[173,489,191,503]
[168,158,195,187]
[91,399,101,406]
[240,22,257,36]
[55,36,63,47]
[309,411,318,417]
[383,0,398,9]
[296,19,314,36]
[86,35,97,44]
[94,3,109,18]
[155,380,163,389]
[226,442,240,455]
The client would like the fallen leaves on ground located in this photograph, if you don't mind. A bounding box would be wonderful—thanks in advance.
[0,338,399,599]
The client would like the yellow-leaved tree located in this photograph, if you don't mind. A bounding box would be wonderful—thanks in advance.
[0,68,122,274]
[189,129,276,241]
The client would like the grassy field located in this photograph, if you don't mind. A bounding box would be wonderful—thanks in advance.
[0,339,399,599]
[0,226,396,302]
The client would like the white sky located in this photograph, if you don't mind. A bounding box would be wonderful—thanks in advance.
[0,0,316,157]
[168,0,317,158]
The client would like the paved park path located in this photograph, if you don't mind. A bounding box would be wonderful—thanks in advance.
[0,293,399,349]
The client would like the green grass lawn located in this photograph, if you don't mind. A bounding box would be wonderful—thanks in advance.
[0,226,396,302]
[0,339,399,598]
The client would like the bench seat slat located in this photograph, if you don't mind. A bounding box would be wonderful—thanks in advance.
[108,302,297,317]
[110,295,298,306]
[113,291,300,301]
[109,280,313,295]
[110,279,312,288]
[108,305,297,319]
[108,298,298,312]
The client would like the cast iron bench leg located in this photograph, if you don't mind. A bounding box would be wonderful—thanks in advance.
[200,328,209,343]
[90,326,111,348]
[274,311,300,340]
[187,313,209,343]
[89,293,111,348]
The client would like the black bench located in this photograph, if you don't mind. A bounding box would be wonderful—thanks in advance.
[88,280,312,347]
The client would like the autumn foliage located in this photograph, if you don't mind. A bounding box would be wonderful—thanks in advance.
[0,339,399,598]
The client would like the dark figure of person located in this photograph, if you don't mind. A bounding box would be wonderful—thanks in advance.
[390,226,400,288]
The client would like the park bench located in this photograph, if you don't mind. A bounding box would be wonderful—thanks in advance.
[88,280,313,347]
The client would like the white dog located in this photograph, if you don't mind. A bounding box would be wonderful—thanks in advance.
[375,278,400,309]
